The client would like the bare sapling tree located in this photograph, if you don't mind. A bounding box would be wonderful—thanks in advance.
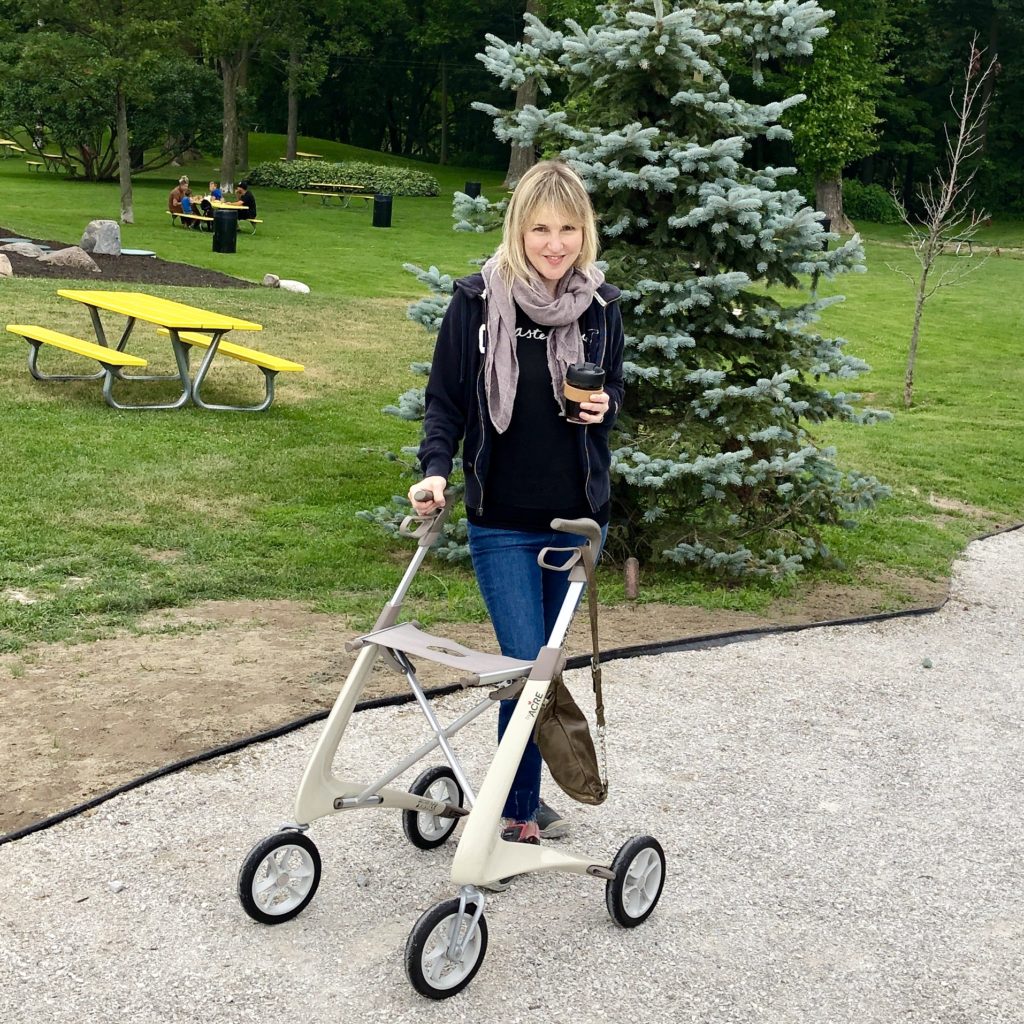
[890,37,1000,408]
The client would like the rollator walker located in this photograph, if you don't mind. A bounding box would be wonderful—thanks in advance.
[237,495,666,999]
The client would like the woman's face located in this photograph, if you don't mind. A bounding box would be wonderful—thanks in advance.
[522,204,583,294]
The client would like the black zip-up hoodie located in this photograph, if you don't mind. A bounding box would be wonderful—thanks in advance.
[418,272,625,517]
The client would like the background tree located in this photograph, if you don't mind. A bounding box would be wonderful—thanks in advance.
[5,0,183,222]
[199,0,285,190]
[0,16,218,187]
[779,0,893,232]
[378,0,890,578]
[891,39,999,409]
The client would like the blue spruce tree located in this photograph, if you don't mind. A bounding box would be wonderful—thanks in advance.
[366,0,889,577]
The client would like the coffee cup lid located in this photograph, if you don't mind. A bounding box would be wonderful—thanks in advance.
[565,361,605,388]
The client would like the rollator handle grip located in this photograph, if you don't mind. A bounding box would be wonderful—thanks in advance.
[412,486,457,504]
[551,517,602,550]
[542,517,601,579]
[401,488,458,545]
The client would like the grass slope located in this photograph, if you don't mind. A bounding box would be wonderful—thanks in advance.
[0,135,1021,650]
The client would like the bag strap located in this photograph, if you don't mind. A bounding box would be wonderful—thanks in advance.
[581,552,608,786]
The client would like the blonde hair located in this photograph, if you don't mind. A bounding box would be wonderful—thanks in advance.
[496,160,599,285]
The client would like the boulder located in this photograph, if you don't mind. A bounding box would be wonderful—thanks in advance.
[38,246,100,273]
[0,242,46,258]
[262,273,281,287]
[278,279,310,294]
[80,219,121,255]
[0,254,12,277]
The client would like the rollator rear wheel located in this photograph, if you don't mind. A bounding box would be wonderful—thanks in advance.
[405,897,488,999]
[237,830,322,925]
[402,765,464,850]
[606,835,666,928]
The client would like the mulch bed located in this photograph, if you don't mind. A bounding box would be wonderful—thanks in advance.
[0,228,254,289]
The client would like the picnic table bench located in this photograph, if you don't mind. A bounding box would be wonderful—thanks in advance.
[6,325,149,411]
[298,182,375,208]
[25,160,43,172]
[167,210,215,229]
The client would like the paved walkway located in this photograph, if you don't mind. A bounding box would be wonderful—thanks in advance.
[1,529,1021,1024]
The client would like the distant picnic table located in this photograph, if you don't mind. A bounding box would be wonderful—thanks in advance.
[297,182,375,208]
[41,152,76,175]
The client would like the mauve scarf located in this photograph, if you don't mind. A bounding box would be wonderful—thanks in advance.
[481,256,604,433]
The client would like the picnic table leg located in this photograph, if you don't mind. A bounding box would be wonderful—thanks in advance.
[101,329,192,410]
[190,329,278,412]
[25,339,104,382]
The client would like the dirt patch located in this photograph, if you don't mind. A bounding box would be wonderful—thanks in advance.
[0,227,254,289]
[1,574,948,838]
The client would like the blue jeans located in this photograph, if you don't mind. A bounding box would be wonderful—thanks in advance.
[468,521,607,821]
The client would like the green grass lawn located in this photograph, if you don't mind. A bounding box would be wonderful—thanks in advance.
[0,138,1021,652]
[0,131,506,298]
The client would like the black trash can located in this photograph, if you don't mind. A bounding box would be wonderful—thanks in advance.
[213,208,238,253]
[820,216,832,251]
[372,192,393,228]
[464,181,481,198]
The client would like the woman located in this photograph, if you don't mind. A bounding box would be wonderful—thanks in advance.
[409,160,624,857]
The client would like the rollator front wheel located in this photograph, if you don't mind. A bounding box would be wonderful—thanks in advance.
[606,835,666,928]
[237,830,322,925]
[402,765,464,850]
[405,897,488,999]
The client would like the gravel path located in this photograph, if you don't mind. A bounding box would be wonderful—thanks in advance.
[2,529,1021,1023]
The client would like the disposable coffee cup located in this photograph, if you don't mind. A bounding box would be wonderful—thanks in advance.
[564,362,605,423]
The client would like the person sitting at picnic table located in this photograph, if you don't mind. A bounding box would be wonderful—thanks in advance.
[209,180,223,200]
[235,181,257,220]
[181,189,214,230]
[168,175,190,216]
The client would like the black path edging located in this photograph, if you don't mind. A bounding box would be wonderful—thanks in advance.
[3,520,1020,849]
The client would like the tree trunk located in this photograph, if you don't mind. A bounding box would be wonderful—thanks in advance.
[815,176,854,233]
[439,59,448,165]
[219,57,239,192]
[237,51,250,171]
[977,14,999,154]
[904,269,930,408]
[503,0,544,187]
[286,46,300,160]
[116,87,134,224]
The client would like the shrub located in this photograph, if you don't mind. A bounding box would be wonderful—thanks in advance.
[245,159,440,196]
[841,180,902,224]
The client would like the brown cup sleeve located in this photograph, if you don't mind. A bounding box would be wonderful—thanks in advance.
[564,383,602,402]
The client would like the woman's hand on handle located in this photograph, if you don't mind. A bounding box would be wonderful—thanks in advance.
[408,476,447,515]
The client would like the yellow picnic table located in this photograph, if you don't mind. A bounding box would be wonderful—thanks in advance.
[57,290,263,410]
[41,151,75,174]
[0,139,26,158]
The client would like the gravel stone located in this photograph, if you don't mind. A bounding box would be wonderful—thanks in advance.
[0,528,1021,1023]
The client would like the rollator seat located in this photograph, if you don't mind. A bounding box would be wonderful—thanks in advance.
[350,621,533,687]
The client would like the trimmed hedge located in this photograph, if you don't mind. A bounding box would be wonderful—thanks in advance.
[245,159,440,196]
[841,180,902,224]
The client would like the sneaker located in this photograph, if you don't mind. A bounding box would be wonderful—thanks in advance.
[500,820,540,845]
[480,820,540,892]
[537,799,569,839]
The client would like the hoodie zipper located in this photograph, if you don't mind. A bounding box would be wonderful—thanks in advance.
[473,308,487,514]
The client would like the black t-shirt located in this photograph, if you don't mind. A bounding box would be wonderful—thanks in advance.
[470,306,608,531]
